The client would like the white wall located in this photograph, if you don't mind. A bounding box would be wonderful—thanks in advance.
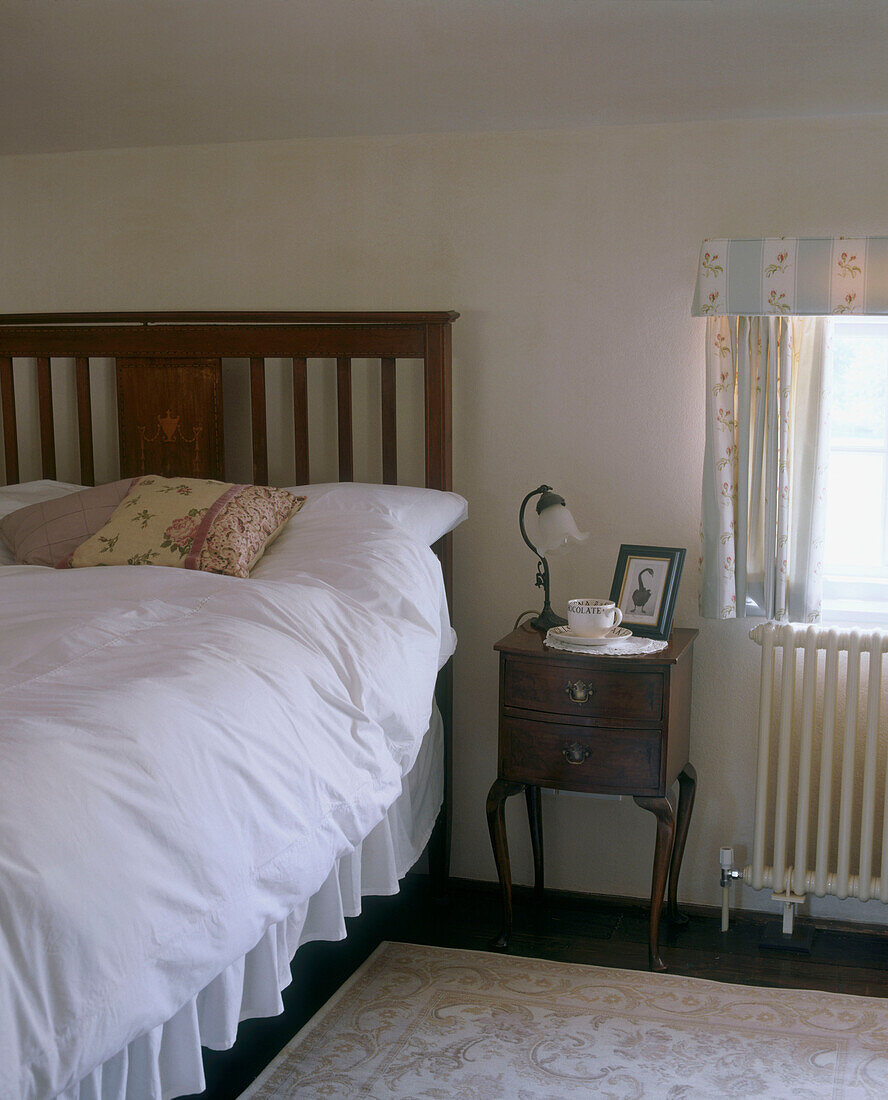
[4,114,888,922]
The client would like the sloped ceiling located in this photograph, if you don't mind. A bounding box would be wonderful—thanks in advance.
[2,0,888,155]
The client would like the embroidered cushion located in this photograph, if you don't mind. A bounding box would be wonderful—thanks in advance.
[65,476,305,578]
[0,478,136,567]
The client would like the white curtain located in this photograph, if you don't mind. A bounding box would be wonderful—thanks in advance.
[700,316,831,621]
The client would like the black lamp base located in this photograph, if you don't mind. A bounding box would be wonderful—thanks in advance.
[530,607,567,632]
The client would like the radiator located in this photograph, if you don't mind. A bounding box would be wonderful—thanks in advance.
[722,621,888,932]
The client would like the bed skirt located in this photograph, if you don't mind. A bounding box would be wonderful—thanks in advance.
[57,710,444,1100]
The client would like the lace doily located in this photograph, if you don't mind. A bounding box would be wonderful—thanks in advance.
[544,632,669,657]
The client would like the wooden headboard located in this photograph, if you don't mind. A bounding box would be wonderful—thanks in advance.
[0,310,456,486]
[0,309,458,881]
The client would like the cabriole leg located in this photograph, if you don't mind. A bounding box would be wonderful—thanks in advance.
[525,784,544,901]
[667,763,697,924]
[634,794,677,972]
[486,778,525,948]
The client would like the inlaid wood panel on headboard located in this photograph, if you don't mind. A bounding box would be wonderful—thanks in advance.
[117,358,225,480]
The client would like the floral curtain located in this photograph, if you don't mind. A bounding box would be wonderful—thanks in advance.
[700,316,831,621]
[692,238,888,316]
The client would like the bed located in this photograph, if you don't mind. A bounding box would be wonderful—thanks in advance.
[0,312,460,1100]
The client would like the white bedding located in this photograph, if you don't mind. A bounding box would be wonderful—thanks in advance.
[0,497,456,1099]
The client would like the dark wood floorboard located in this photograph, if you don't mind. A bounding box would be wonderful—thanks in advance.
[194,876,888,1098]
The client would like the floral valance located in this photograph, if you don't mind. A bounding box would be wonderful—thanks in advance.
[692,237,888,316]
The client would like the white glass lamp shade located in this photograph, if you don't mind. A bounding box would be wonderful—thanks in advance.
[536,501,589,557]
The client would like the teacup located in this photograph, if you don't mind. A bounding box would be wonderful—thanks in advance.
[567,598,623,638]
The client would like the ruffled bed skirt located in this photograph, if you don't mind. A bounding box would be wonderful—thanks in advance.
[58,712,443,1100]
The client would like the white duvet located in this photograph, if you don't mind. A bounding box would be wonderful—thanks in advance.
[0,508,454,1099]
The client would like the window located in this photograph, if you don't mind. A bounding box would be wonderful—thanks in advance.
[823,317,888,622]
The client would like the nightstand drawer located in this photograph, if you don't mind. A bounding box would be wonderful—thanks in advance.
[503,658,663,722]
[500,716,661,794]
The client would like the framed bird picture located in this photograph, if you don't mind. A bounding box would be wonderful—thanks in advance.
[609,544,686,640]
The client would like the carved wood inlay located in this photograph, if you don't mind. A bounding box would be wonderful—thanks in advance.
[137,408,205,473]
[116,358,224,480]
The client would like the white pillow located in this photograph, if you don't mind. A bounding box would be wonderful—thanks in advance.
[286,482,467,544]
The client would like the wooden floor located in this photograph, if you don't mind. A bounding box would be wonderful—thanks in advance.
[193,876,888,1099]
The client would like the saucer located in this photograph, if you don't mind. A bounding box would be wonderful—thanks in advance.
[548,625,633,646]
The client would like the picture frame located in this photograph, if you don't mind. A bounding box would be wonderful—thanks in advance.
[609,544,686,640]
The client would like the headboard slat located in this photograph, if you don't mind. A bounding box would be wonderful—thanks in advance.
[336,357,354,482]
[37,357,56,480]
[423,323,451,494]
[381,358,397,485]
[75,357,95,486]
[249,358,268,486]
[0,357,19,485]
[292,357,309,485]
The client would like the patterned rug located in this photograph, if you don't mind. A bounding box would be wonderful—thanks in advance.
[240,941,888,1098]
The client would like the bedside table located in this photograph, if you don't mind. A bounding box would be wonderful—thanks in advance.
[486,624,697,972]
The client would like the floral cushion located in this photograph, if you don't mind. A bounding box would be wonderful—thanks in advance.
[64,476,305,578]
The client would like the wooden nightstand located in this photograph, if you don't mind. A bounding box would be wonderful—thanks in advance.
[486,623,697,972]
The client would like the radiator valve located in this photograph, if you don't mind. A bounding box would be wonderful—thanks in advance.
[719,847,742,932]
[719,846,742,887]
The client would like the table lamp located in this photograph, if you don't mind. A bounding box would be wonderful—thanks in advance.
[518,484,588,630]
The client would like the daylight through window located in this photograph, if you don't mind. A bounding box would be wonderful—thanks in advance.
[823,316,888,621]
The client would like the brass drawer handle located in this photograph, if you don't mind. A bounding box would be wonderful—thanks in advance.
[565,679,595,704]
[563,741,592,765]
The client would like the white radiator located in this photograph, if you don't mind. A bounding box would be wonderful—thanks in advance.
[722,621,888,932]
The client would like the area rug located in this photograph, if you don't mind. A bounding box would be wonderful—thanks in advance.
[240,941,888,1098]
